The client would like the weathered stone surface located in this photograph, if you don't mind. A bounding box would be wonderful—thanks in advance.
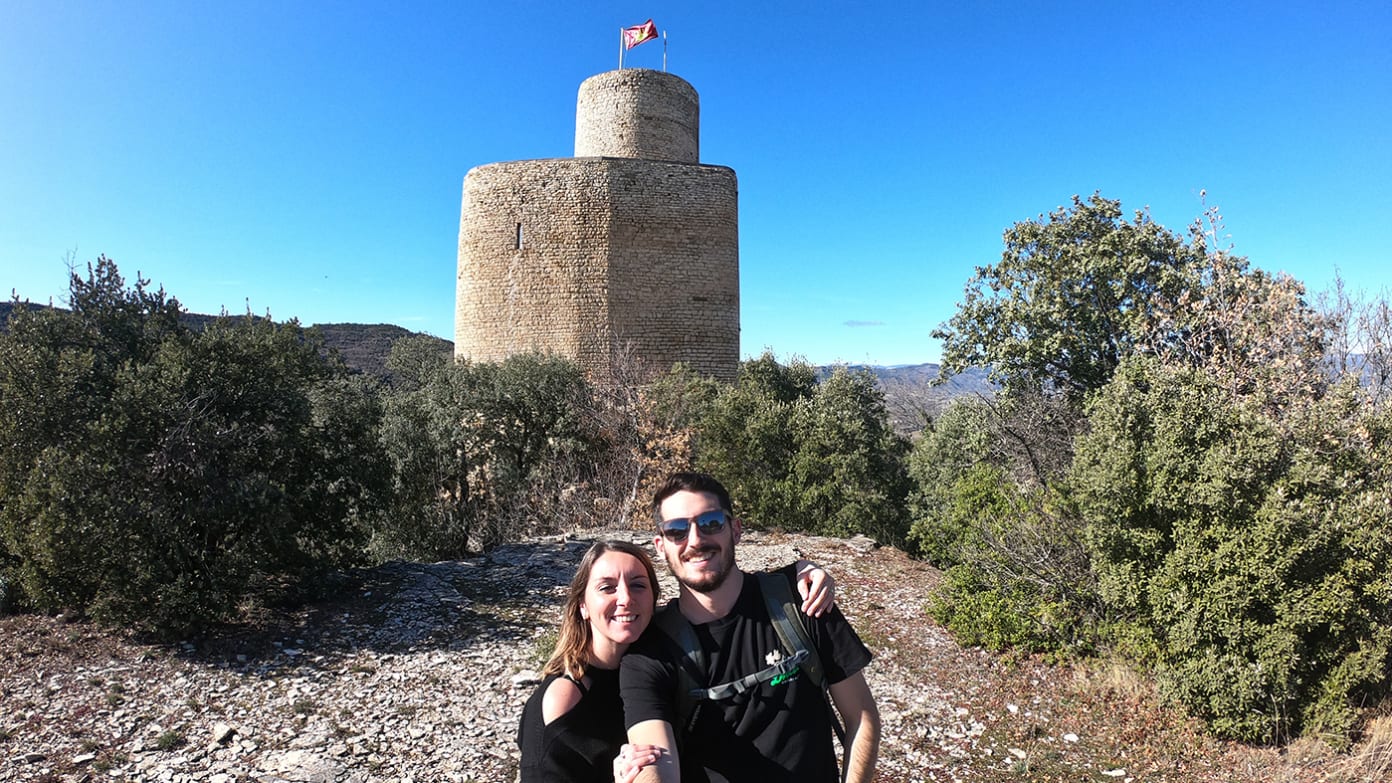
[575,69,700,163]
[455,69,739,383]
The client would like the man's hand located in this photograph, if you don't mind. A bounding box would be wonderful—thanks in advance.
[795,559,835,617]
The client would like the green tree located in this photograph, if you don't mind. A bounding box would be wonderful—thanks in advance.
[686,354,911,543]
[692,352,815,525]
[907,398,997,564]
[934,193,1205,402]
[1074,357,1392,743]
[787,367,910,544]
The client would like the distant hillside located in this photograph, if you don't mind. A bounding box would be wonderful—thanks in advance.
[0,302,451,381]
[313,323,451,380]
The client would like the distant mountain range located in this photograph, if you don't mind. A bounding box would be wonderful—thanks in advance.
[0,302,985,431]
[817,363,993,432]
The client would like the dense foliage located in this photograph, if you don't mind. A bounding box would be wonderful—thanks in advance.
[933,193,1206,402]
[372,338,601,561]
[921,195,1392,747]
[0,259,386,635]
[1074,359,1392,743]
[670,353,912,544]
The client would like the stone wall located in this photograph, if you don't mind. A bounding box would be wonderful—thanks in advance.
[574,69,699,163]
[454,157,738,381]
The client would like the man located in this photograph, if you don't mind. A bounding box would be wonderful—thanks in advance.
[620,472,880,783]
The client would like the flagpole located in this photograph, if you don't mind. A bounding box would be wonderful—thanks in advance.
[618,27,624,69]
[663,30,667,71]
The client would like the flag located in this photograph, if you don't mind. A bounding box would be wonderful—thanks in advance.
[623,19,658,50]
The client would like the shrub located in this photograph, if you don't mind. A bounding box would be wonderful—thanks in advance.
[786,367,911,544]
[1074,357,1392,743]
[907,398,997,565]
[925,466,1100,657]
[374,342,601,560]
[686,355,911,542]
[0,259,386,635]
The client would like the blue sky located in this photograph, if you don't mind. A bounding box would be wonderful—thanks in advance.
[2,1,1388,366]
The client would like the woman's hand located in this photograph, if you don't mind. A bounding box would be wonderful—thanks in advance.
[795,559,836,617]
[612,743,663,783]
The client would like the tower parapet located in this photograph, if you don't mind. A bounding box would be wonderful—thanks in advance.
[575,69,699,163]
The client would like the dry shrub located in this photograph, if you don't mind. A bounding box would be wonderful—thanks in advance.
[1330,713,1392,782]
[1077,659,1153,706]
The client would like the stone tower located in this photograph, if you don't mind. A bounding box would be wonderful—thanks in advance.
[454,69,739,381]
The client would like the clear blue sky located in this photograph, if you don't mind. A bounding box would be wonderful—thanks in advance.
[3,1,1388,366]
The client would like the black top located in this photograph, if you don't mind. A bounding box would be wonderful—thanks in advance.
[517,666,624,783]
[620,566,873,783]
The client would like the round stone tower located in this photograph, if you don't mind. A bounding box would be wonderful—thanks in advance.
[454,69,739,381]
[575,69,699,162]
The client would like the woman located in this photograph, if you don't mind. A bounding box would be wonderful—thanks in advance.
[517,539,834,782]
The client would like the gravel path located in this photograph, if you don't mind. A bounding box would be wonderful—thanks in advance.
[0,530,1323,782]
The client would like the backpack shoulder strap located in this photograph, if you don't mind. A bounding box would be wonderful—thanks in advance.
[653,600,705,733]
[758,569,848,783]
[756,570,826,689]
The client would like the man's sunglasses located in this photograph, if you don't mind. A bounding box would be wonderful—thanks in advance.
[659,510,730,542]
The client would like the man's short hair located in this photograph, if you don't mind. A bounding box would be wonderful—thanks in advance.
[651,471,733,524]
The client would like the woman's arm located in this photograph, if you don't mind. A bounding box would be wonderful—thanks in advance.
[627,719,680,783]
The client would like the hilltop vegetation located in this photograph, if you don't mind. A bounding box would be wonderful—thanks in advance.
[2,192,1390,759]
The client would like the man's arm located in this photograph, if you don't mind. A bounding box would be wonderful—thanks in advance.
[828,671,880,783]
[627,719,680,783]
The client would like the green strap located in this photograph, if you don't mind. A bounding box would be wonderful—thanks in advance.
[656,570,847,779]
[697,649,809,701]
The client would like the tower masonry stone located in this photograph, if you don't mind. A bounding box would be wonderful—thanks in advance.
[455,68,739,381]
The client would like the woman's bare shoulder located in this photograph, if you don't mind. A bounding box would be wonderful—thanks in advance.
[541,675,584,725]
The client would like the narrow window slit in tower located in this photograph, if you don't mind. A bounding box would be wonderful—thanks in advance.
[515,223,524,249]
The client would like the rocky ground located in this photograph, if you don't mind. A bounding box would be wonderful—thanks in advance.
[0,529,1375,782]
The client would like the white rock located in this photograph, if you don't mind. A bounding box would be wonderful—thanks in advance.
[211,722,235,744]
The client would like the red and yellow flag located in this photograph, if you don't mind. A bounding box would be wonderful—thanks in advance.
[623,19,658,50]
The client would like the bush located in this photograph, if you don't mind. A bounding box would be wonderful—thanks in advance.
[1074,357,1392,743]
[924,465,1100,657]
[907,399,997,565]
[374,342,601,560]
[786,367,911,544]
[0,259,386,635]
[685,354,911,543]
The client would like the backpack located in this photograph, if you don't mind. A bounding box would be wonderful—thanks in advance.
[653,571,847,770]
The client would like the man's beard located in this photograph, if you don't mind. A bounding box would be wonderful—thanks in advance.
[669,543,735,593]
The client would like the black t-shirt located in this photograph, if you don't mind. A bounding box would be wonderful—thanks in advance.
[517,667,624,783]
[620,566,872,783]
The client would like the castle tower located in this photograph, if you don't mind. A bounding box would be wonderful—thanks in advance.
[454,69,739,381]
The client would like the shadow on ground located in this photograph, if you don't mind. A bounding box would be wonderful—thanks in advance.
[168,531,652,677]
